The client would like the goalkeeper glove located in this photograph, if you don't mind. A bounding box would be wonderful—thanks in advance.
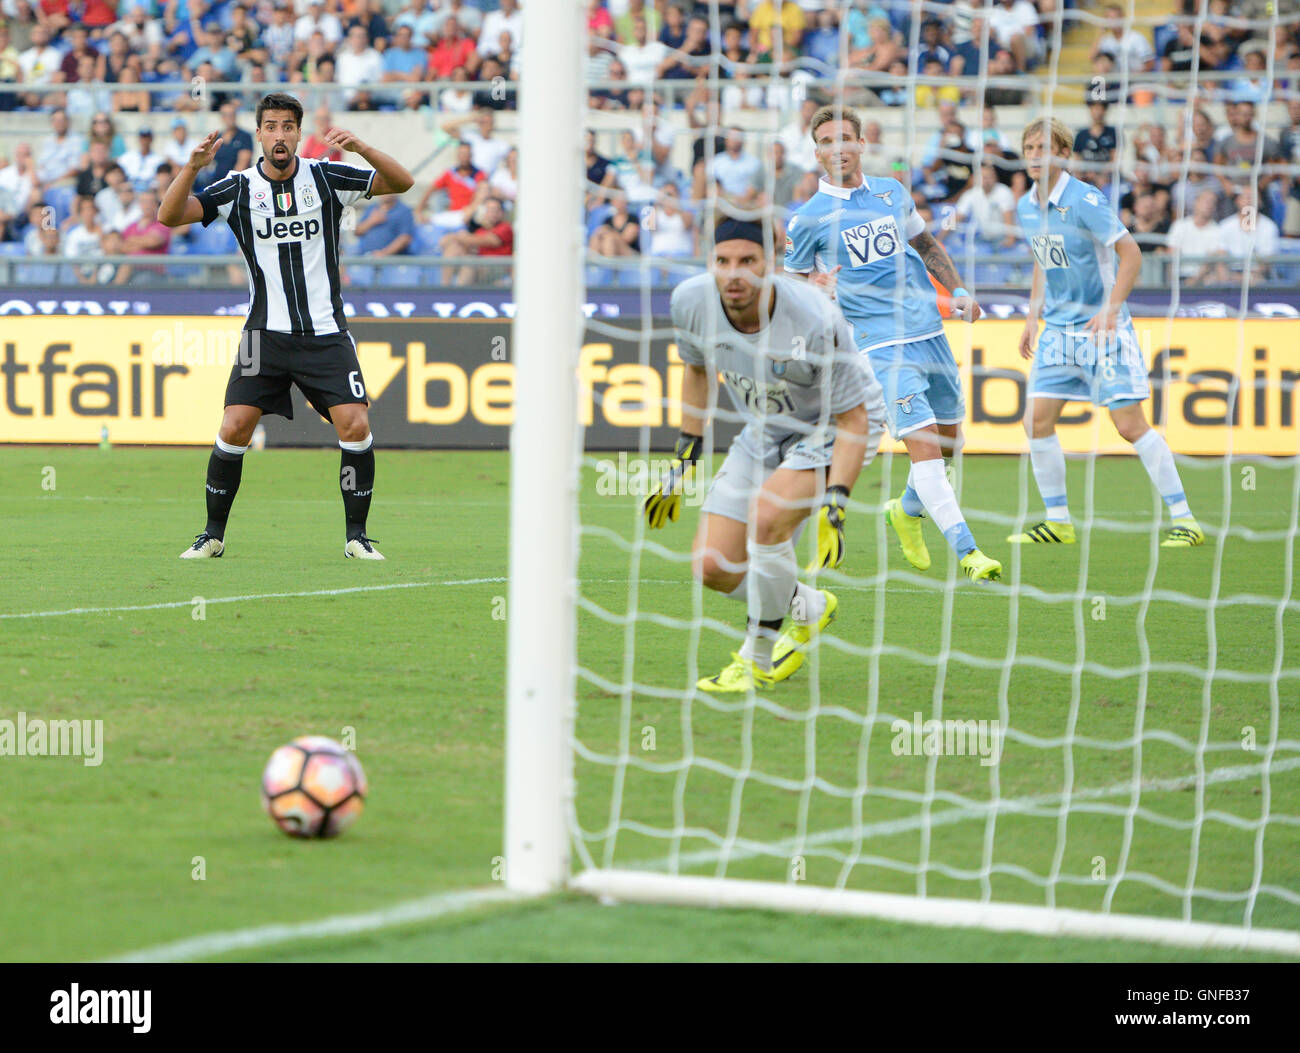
[806,485,850,571]
[643,432,702,529]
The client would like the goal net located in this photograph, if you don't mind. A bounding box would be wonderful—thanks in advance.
[509,0,1300,955]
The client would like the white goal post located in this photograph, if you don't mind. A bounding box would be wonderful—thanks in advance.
[507,0,1300,957]
[570,870,1300,957]
[504,0,585,894]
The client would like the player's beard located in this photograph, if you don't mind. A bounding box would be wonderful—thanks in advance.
[267,144,294,172]
[720,271,769,326]
[721,276,757,311]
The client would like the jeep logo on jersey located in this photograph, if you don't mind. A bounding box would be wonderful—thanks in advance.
[255,216,322,241]
[840,216,901,267]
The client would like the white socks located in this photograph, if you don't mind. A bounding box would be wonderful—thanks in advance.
[722,569,825,624]
[1026,428,1192,523]
[910,458,960,534]
[740,538,799,670]
[910,457,977,557]
[790,581,826,625]
[714,541,828,671]
[1028,434,1071,522]
[745,538,798,624]
[900,465,926,516]
[1133,429,1192,519]
[738,634,775,669]
[339,433,374,453]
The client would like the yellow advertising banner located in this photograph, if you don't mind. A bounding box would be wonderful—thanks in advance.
[1,316,1297,455]
[946,318,1300,457]
[0,317,244,445]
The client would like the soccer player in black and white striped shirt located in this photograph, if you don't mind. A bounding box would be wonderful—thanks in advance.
[159,92,414,560]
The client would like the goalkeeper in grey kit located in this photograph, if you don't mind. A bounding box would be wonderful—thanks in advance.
[644,217,886,693]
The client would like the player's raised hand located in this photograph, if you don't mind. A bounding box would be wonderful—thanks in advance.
[643,433,702,529]
[187,131,222,172]
[806,485,849,572]
[322,128,366,155]
[809,265,841,300]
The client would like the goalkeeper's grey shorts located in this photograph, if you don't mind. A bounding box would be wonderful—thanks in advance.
[702,412,885,526]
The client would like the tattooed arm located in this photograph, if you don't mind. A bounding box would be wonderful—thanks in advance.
[909,229,961,289]
[909,228,982,321]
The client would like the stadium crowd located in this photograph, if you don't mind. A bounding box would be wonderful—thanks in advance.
[0,0,1296,286]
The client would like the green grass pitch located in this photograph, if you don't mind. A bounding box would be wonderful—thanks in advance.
[1,445,1296,962]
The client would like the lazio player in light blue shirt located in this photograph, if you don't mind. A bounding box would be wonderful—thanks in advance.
[785,106,1002,583]
[1010,117,1202,548]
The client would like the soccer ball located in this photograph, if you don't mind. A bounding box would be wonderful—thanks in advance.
[261,736,367,838]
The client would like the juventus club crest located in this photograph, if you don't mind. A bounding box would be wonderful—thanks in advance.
[275,190,293,212]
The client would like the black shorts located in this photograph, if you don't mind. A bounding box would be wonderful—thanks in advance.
[224,329,368,422]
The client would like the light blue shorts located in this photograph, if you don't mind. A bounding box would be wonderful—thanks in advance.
[1030,324,1151,407]
[866,333,965,439]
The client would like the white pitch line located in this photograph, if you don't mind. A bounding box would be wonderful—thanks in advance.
[103,886,525,963]
[640,756,1300,872]
[1,577,967,621]
[0,578,510,620]
[5,574,1287,621]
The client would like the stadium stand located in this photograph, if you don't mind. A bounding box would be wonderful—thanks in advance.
[0,1,1294,287]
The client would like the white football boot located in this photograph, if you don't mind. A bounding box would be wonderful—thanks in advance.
[180,533,224,559]
[344,536,385,560]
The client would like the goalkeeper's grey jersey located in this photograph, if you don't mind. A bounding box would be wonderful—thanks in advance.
[671,272,878,452]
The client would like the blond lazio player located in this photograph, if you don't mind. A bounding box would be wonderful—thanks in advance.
[1012,117,1203,547]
